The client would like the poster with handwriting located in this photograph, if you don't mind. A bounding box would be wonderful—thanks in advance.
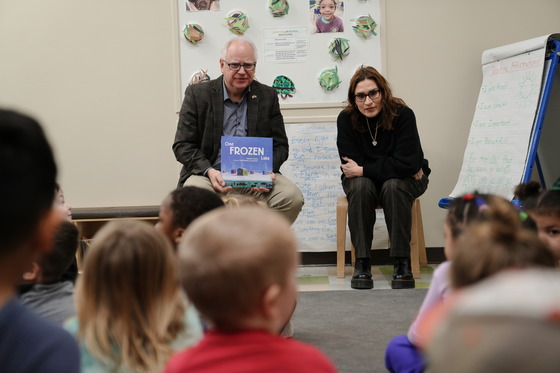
[450,42,547,200]
[282,122,388,252]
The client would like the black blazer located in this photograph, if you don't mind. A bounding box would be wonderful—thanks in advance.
[173,76,289,187]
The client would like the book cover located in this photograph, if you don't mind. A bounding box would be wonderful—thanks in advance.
[221,136,273,189]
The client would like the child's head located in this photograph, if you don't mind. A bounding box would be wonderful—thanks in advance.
[516,178,560,259]
[156,186,224,246]
[515,178,560,258]
[318,0,337,20]
[23,221,79,284]
[428,268,560,373]
[54,183,72,221]
[76,220,185,372]
[450,214,556,289]
[178,207,298,333]
[444,193,518,260]
[0,109,59,265]
[514,180,542,212]
[221,191,268,209]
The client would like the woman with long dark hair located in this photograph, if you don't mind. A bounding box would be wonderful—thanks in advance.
[337,66,430,290]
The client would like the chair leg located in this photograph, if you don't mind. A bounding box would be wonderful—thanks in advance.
[417,200,428,266]
[337,196,426,280]
[410,200,421,279]
[336,197,348,278]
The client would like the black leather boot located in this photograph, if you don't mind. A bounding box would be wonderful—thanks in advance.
[391,257,415,289]
[351,258,373,289]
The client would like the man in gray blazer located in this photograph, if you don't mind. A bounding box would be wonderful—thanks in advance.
[173,37,304,224]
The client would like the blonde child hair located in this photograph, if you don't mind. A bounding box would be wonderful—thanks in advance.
[75,220,188,373]
[178,206,298,331]
[221,191,268,209]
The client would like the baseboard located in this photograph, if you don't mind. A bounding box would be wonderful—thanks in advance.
[300,247,445,266]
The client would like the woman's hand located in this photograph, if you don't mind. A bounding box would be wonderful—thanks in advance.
[341,157,363,178]
[412,168,424,180]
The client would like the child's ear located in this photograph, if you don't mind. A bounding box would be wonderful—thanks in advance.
[173,227,185,245]
[21,262,41,282]
[262,283,282,320]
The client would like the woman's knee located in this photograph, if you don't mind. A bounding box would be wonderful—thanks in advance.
[345,177,376,197]
[381,178,416,201]
[383,178,407,192]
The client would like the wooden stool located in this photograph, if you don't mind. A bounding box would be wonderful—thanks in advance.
[336,196,427,279]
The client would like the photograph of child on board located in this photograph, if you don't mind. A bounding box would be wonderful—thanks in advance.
[311,0,344,33]
[186,0,219,11]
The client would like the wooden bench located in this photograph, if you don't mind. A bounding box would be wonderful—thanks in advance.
[72,205,160,269]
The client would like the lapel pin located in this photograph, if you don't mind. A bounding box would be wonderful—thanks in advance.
[252,95,257,99]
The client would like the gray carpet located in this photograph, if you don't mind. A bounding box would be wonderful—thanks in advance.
[292,289,428,373]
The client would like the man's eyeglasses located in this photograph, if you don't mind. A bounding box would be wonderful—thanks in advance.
[223,61,257,72]
[355,89,381,102]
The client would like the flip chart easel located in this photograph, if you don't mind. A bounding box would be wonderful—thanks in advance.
[523,39,560,188]
[439,35,560,209]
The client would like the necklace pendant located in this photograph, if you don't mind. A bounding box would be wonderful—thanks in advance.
[372,140,378,146]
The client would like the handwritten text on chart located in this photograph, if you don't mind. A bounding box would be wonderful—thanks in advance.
[450,48,546,199]
[489,57,542,76]
[283,122,388,252]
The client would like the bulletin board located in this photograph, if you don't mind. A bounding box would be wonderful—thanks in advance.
[177,0,383,104]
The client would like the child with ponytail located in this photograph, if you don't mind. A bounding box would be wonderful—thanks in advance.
[426,193,558,373]
[385,192,555,373]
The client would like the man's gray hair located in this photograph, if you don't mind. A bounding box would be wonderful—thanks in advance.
[221,37,258,61]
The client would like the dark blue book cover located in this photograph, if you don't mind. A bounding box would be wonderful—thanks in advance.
[221,136,273,188]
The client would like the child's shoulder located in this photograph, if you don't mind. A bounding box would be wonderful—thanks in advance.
[433,261,451,277]
[275,337,337,371]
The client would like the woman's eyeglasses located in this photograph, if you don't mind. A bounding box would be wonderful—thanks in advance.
[355,89,381,102]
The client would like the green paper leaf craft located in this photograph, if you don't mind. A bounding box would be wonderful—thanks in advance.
[269,0,289,17]
[352,14,378,39]
[318,66,341,92]
[329,38,350,61]
[183,23,205,45]
[272,75,295,99]
[188,69,211,86]
[225,10,250,35]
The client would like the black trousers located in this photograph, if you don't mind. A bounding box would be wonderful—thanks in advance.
[342,175,429,259]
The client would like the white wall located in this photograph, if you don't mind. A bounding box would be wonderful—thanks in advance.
[1,0,559,248]
[0,0,182,207]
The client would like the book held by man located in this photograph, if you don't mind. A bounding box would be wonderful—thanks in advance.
[221,136,273,189]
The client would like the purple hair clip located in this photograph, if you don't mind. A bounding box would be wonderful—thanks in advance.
[475,197,489,211]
